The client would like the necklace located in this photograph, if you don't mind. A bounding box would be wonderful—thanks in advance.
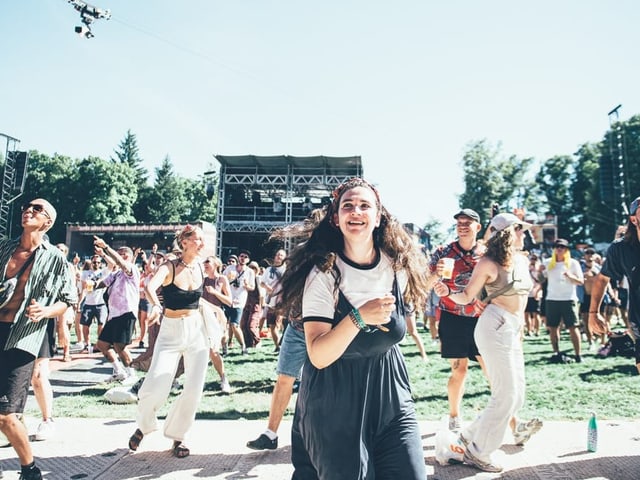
[179,260,197,271]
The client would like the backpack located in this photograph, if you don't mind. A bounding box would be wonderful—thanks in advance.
[597,331,635,358]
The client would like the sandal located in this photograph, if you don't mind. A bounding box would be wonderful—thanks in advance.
[172,440,190,458]
[128,429,144,451]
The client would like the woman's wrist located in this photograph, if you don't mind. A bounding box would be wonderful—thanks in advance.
[349,308,371,332]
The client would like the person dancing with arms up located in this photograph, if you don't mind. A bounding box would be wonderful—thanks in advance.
[128,225,209,458]
[278,178,430,480]
[434,213,543,473]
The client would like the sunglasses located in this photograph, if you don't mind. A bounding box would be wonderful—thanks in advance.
[21,203,50,219]
[203,260,211,264]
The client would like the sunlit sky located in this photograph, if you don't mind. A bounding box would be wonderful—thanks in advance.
[2,1,639,229]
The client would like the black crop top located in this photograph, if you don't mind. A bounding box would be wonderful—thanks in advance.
[162,261,204,310]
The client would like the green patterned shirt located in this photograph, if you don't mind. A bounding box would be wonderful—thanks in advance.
[0,238,78,356]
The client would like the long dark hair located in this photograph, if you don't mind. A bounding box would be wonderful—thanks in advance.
[623,219,639,245]
[272,178,430,315]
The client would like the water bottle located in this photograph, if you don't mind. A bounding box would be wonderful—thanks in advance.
[587,412,598,452]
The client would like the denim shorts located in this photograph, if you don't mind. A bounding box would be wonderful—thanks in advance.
[276,326,307,379]
[228,307,242,326]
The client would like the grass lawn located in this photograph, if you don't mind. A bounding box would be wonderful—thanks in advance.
[37,327,639,423]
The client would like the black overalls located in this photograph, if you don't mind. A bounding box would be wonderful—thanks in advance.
[291,278,426,480]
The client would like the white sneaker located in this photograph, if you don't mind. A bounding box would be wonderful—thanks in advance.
[35,419,56,441]
[434,428,465,466]
[513,418,543,445]
[448,415,462,431]
[109,372,128,382]
[121,371,138,386]
[72,342,85,350]
[220,377,231,394]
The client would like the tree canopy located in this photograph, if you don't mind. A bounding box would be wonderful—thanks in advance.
[4,131,218,244]
[455,115,640,246]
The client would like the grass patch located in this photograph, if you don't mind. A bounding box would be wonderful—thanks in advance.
[32,330,639,422]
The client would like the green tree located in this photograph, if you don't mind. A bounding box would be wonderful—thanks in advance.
[422,217,447,250]
[535,155,576,241]
[76,156,138,223]
[147,156,189,223]
[19,151,79,243]
[112,129,147,186]
[573,142,602,242]
[459,140,536,225]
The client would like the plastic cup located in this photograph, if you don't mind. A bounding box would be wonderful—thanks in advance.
[441,258,455,280]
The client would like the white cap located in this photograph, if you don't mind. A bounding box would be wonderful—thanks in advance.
[489,213,532,235]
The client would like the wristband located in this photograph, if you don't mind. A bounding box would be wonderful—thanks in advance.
[349,308,371,332]
[152,303,162,311]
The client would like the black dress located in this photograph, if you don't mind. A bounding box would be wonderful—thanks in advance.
[291,277,426,480]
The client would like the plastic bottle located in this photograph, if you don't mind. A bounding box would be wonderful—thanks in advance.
[587,412,598,452]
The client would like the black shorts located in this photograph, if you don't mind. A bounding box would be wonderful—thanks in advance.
[80,304,108,327]
[525,297,540,313]
[98,312,136,345]
[438,310,480,360]
[38,319,57,359]
[545,300,579,328]
[0,323,36,414]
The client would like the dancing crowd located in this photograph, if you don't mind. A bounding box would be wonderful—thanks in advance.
[1,186,639,480]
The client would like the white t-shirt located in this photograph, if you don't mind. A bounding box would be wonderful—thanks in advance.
[261,264,286,307]
[303,252,407,321]
[223,264,256,309]
[543,257,583,301]
[81,267,109,306]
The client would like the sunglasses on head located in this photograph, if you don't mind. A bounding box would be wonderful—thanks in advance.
[21,203,50,219]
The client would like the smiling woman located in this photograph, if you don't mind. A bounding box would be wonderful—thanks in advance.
[273,177,431,480]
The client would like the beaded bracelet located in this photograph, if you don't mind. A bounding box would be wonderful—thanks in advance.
[349,308,371,332]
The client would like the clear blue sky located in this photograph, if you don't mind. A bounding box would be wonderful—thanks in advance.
[2,1,639,228]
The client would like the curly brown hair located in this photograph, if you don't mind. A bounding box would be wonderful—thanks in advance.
[484,228,514,267]
[271,179,430,315]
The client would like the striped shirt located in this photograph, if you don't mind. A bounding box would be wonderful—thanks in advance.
[0,238,78,356]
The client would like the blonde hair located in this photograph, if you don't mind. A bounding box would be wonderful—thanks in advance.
[175,224,202,251]
[548,248,571,270]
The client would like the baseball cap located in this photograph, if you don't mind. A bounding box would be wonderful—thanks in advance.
[489,213,531,234]
[453,208,481,223]
[630,196,640,215]
[554,238,570,248]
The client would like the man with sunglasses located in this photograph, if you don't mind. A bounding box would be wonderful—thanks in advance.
[590,196,640,374]
[0,199,78,480]
[428,208,486,432]
[540,238,584,363]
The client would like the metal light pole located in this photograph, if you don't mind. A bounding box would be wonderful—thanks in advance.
[607,104,628,225]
